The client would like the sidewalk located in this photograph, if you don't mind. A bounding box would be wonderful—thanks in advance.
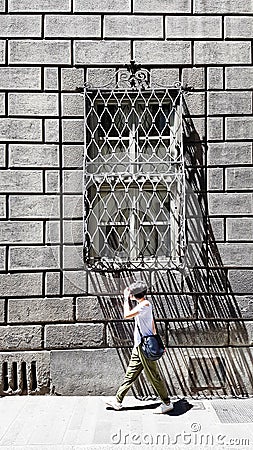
[0,395,252,450]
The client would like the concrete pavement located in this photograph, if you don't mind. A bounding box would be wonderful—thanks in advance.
[0,395,252,450]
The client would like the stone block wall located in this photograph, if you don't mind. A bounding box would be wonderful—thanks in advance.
[0,0,252,397]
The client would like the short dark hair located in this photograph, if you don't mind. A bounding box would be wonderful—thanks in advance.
[129,281,147,299]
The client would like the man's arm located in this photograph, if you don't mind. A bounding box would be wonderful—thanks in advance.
[123,288,149,319]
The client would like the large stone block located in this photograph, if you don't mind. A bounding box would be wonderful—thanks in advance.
[0,93,5,116]
[45,271,61,296]
[9,144,59,168]
[8,297,74,323]
[50,349,126,395]
[0,351,50,395]
[45,119,59,142]
[0,15,41,37]
[227,218,253,241]
[207,168,223,190]
[9,245,60,270]
[0,41,4,64]
[185,93,205,115]
[45,323,105,349]
[182,67,205,89]
[135,41,191,65]
[216,243,253,267]
[226,117,253,140]
[9,195,60,218]
[226,67,253,89]
[0,299,4,324]
[229,321,253,345]
[9,93,58,116]
[207,67,223,90]
[151,68,179,87]
[0,170,42,193]
[44,67,58,91]
[235,295,253,318]
[166,16,221,38]
[194,42,251,65]
[63,170,82,193]
[104,15,163,38]
[229,270,253,294]
[76,296,105,321]
[0,195,6,218]
[0,246,5,270]
[134,0,190,12]
[0,144,5,167]
[45,170,60,193]
[207,142,252,166]
[75,40,130,65]
[62,94,83,117]
[0,325,42,350]
[0,221,43,244]
[62,119,84,142]
[0,273,42,297]
[0,68,41,90]
[63,220,83,244]
[207,117,223,141]
[86,68,116,88]
[61,68,84,91]
[225,16,253,38]
[0,119,42,142]
[63,145,83,168]
[63,245,84,270]
[9,40,71,65]
[208,92,252,115]
[63,195,83,218]
[74,0,130,11]
[168,321,229,346]
[194,0,253,13]
[63,270,86,295]
[208,193,253,215]
[226,167,253,190]
[209,218,224,241]
[45,15,100,38]
[46,220,60,244]
[9,0,71,11]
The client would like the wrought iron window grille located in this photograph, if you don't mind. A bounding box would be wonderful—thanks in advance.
[83,62,186,272]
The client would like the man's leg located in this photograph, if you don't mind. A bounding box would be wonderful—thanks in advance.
[137,346,169,404]
[115,346,143,404]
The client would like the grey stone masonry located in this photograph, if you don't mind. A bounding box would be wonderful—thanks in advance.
[166,16,222,39]
[0,68,41,90]
[8,298,74,324]
[9,41,71,65]
[0,15,41,38]
[104,15,163,38]
[0,0,252,397]
[45,324,105,349]
[45,15,101,38]
[0,325,42,351]
[9,94,59,117]
[9,0,71,12]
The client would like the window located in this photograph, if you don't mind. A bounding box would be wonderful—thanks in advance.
[83,66,185,271]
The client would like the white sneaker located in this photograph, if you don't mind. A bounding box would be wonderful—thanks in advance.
[105,398,123,410]
[153,402,174,414]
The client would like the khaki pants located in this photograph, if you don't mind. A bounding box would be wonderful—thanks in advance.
[116,345,169,404]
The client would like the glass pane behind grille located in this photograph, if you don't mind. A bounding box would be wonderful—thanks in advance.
[84,84,185,271]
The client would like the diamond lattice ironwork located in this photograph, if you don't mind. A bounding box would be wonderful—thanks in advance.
[83,64,186,271]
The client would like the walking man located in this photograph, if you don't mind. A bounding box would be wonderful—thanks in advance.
[106,281,173,414]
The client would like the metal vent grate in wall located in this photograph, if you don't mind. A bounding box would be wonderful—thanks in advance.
[83,62,186,271]
[1,360,38,395]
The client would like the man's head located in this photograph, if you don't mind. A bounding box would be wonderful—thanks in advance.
[128,281,147,300]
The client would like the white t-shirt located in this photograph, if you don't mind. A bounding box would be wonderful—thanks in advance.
[133,300,153,348]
